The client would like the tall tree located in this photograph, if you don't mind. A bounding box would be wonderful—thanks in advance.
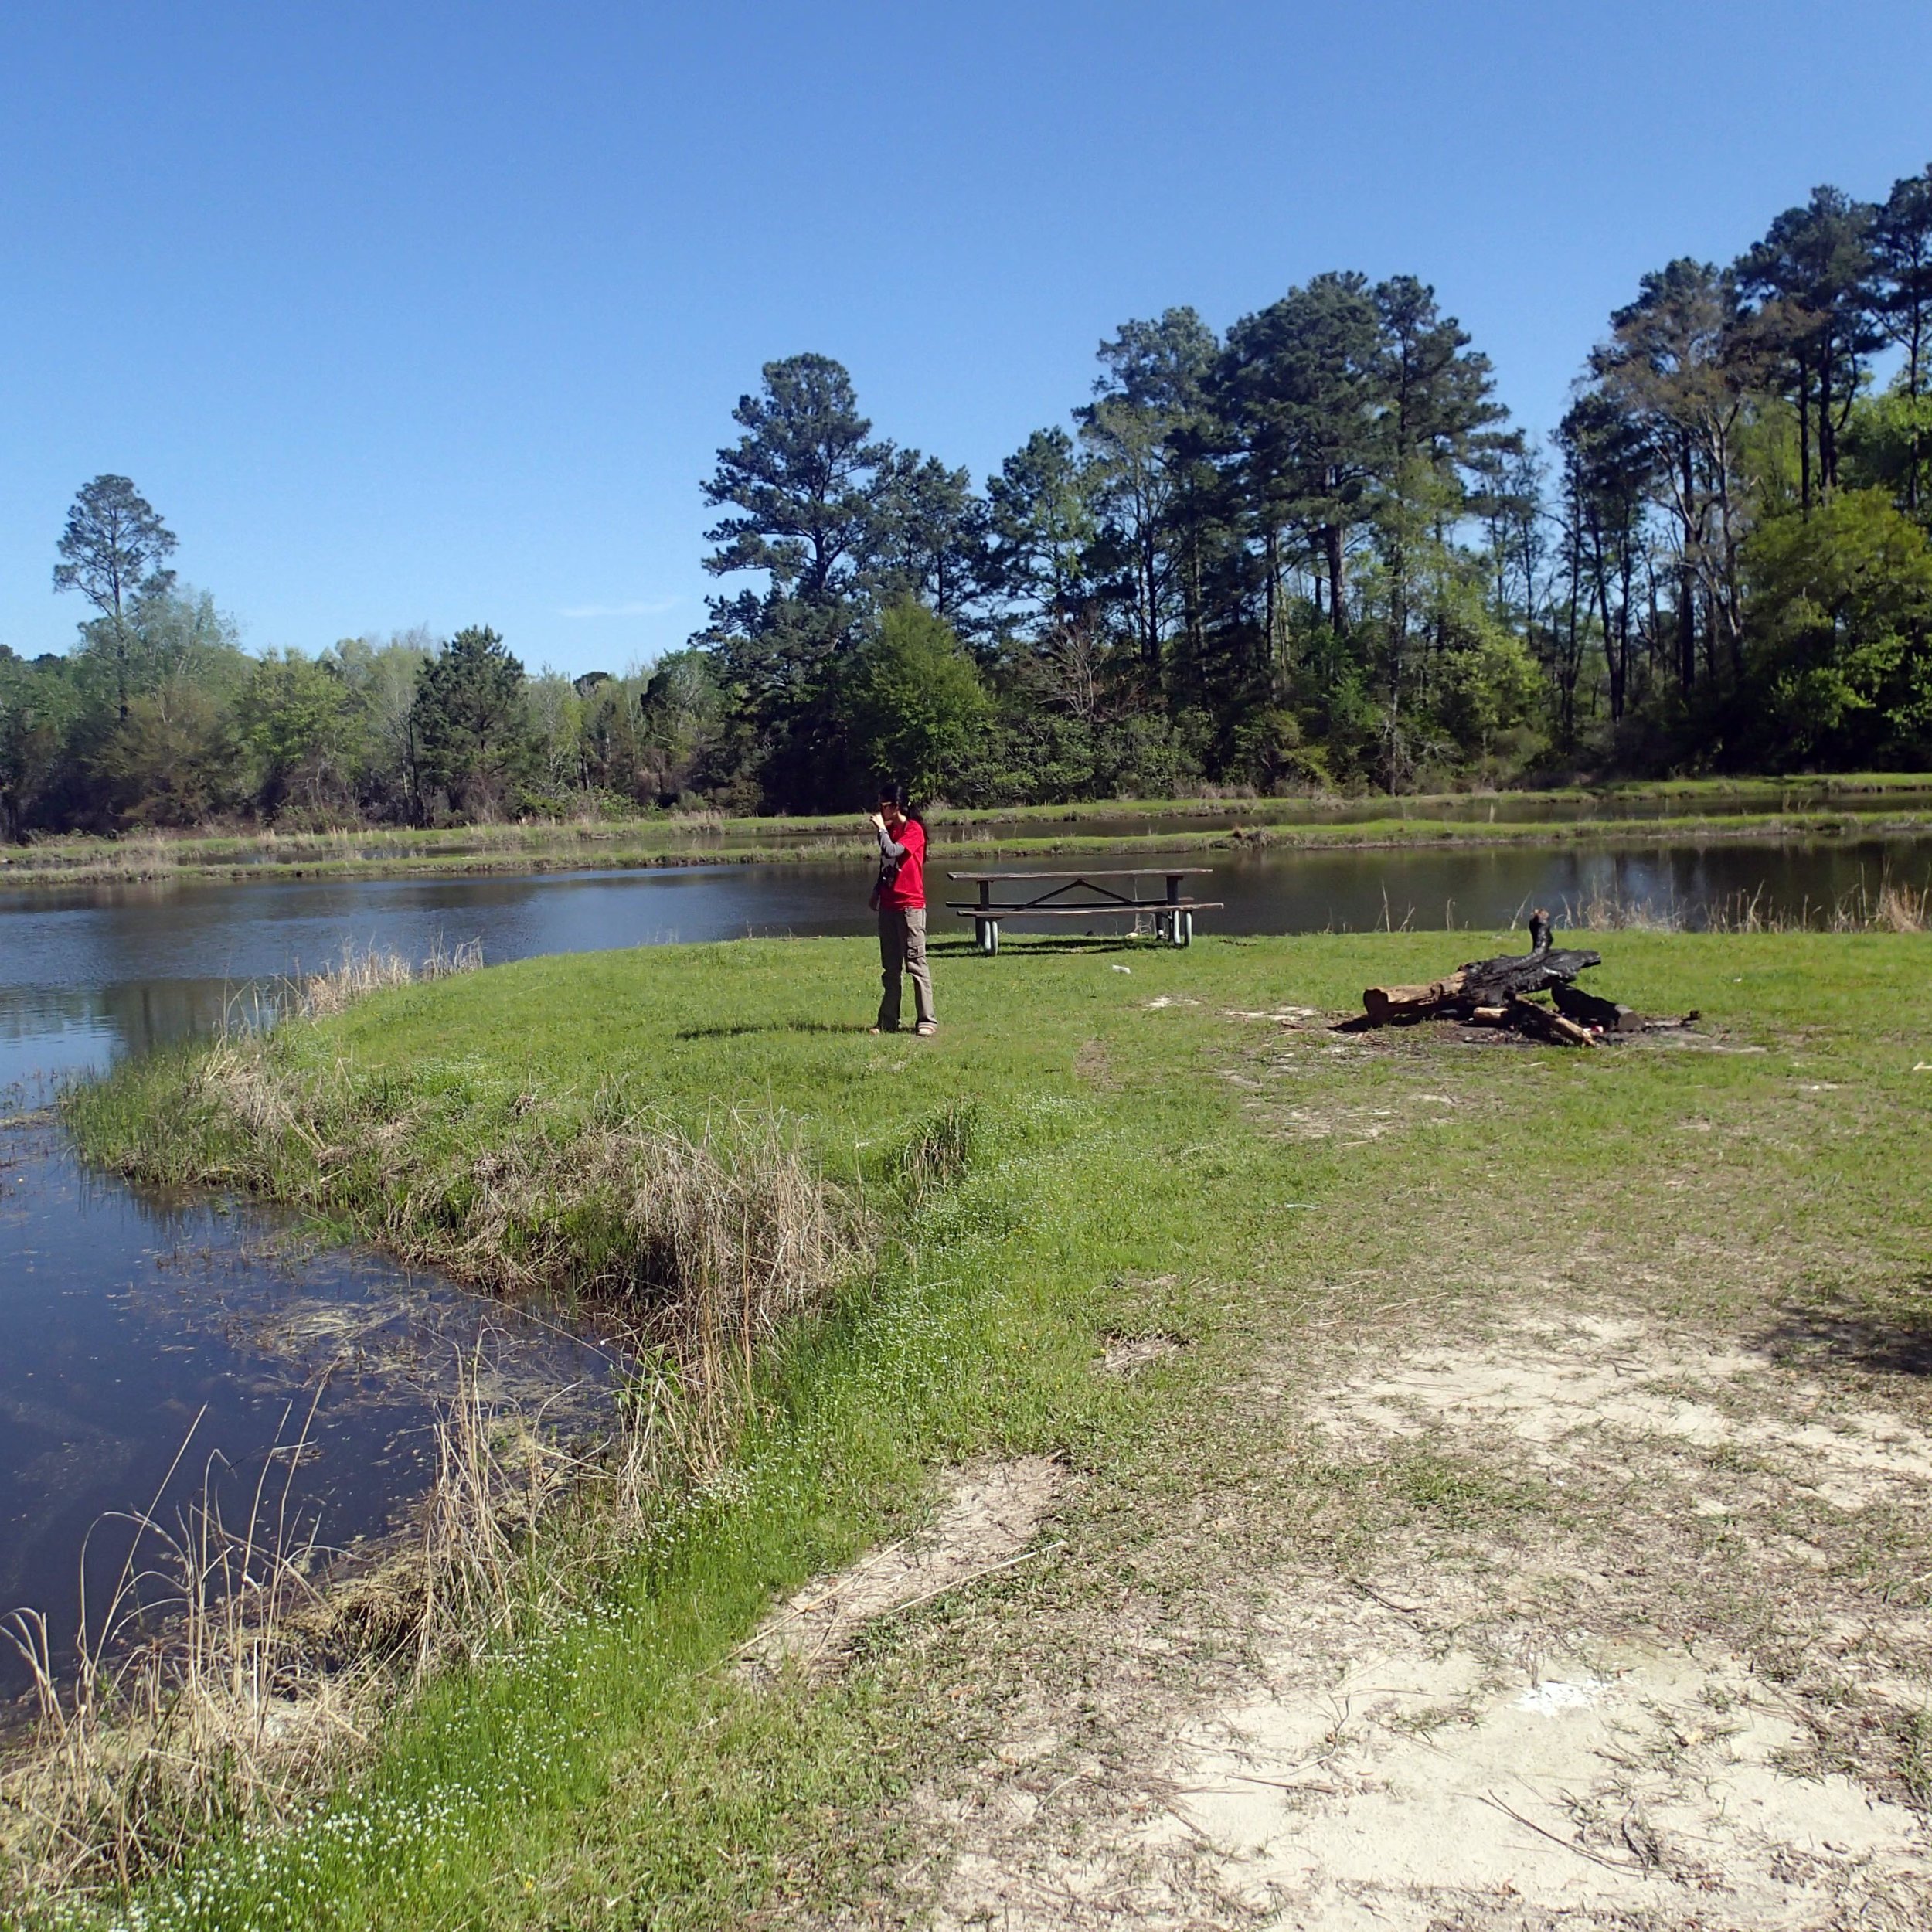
[52,475,179,718]
[1374,277,1512,482]
[409,625,530,819]
[1078,307,1219,682]
[1872,164,1932,511]
[866,449,987,623]
[701,354,889,603]
[699,350,893,720]
[696,354,897,805]
[1219,274,1386,653]
[1373,275,1515,695]
[1556,392,1655,721]
[1735,186,1881,509]
[1594,260,1750,687]
[1472,444,1548,638]
[985,428,1100,651]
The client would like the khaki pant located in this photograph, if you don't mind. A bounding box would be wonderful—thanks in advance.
[876,906,935,1030]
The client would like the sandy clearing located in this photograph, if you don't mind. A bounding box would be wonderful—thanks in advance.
[933,1596,1930,1928]
[917,1313,1932,1931]
[743,1456,1064,1679]
[1309,1315,1932,1512]
[1131,1607,1928,1930]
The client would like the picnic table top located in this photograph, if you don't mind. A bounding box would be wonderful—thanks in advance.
[944,900,1223,914]
[947,867,1213,882]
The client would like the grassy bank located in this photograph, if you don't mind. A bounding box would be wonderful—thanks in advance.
[7,777,1932,889]
[26,925,1932,1926]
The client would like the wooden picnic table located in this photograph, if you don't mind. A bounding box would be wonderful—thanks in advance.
[945,868,1223,954]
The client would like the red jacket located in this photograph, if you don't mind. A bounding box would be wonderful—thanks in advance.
[879,818,927,910]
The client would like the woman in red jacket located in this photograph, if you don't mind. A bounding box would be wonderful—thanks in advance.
[867,782,936,1036]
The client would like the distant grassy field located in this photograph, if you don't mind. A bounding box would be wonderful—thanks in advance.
[41,926,1932,1928]
[7,773,1932,891]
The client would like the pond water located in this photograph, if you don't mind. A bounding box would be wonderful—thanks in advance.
[0,1120,608,1702]
[3,826,1930,1705]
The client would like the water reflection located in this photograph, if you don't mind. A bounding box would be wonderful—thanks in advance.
[0,1119,610,1705]
[0,981,243,1096]
[1206,834,1932,937]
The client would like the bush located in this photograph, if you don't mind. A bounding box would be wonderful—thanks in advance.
[841,603,990,801]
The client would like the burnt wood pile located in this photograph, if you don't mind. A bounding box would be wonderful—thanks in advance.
[1343,910,1660,1048]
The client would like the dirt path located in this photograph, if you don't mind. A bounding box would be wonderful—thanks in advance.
[915,1313,1932,1929]
[788,1283,1932,1917]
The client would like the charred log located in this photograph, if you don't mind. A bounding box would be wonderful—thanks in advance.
[1361,973,1475,1023]
[1551,980,1641,1033]
[1458,947,1602,1006]
[1506,993,1596,1048]
[1362,910,1602,1025]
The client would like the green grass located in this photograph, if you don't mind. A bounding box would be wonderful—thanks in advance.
[44,928,1932,1927]
[7,777,1932,889]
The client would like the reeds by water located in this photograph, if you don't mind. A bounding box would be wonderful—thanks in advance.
[0,1297,777,1911]
[1560,875,1929,934]
[10,945,866,1913]
[293,936,482,1017]
[2,1398,366,1902]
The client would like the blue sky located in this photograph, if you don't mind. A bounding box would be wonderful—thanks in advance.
[4,1,1930,679]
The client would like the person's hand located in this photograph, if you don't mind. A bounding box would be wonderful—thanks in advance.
[867,811,886,832]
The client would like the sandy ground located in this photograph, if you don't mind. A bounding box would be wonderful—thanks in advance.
[796,1311,1932,1930]
[744,1458,1066,1679]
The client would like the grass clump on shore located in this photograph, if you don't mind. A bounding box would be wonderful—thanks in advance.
[18,923,1932,1927]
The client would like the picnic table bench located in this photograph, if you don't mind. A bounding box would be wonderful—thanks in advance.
[946,869,1223,954]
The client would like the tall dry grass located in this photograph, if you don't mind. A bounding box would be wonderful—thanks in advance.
[293,936,482,1019]
[7,940,863,1913]
[185,1029,860,1356]
[1561,876,1930,934]
[0,1332,699,1913]
[1,1399,368,1902]
[1868,879,1930,932]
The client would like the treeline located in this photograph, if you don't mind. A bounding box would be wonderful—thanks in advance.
[0,476,720,838]
[5,162,1930,836]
